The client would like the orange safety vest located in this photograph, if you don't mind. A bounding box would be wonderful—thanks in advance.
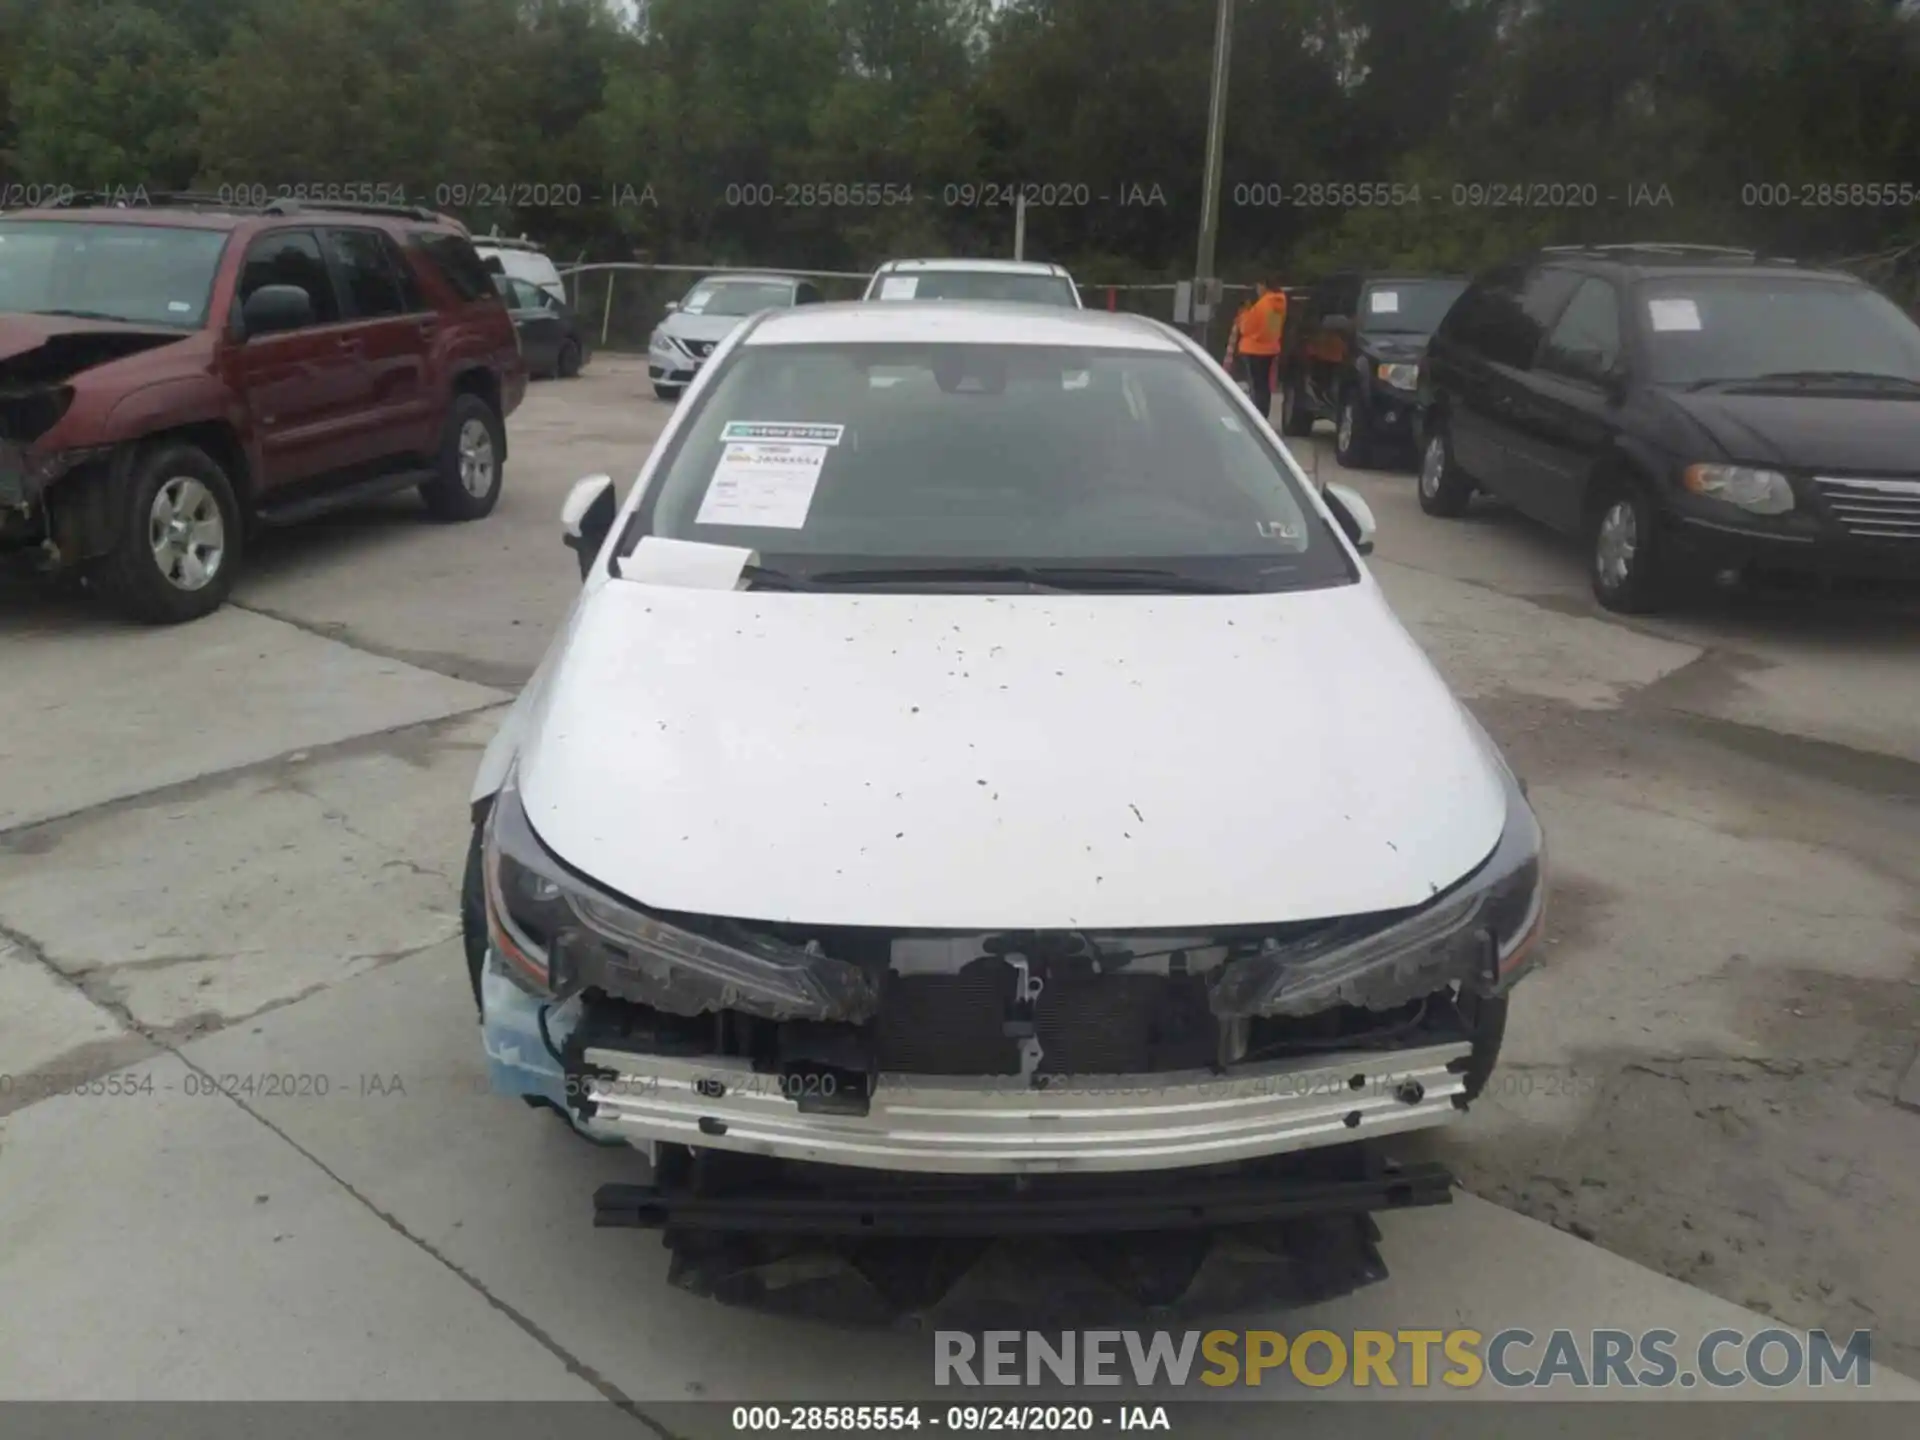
[1234,291,1287,356]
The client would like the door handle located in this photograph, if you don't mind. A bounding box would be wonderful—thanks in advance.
[418,318,438,338]
[334,335,362,353]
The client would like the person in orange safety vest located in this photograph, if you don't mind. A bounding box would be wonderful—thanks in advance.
[1224,281,1287,420]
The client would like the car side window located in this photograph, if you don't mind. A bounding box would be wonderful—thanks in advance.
[376,231,425,312]
[1449,264,1580,370]
[407,230,495,302]
[325,228,407,318]
[237,229,339,325]
[796,283,822,305]
[1538,277,1622,381]
[507,279,543,309]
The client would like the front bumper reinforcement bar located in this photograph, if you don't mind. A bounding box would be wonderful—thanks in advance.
[578,1039,1472,1174]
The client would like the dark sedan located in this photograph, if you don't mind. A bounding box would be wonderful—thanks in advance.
[495,274,591,379]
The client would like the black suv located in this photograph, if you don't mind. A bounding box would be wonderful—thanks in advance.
[1418,243,1920,612]
[1278,271,1468,467]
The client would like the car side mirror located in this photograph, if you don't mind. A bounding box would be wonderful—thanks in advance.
[561,474,617,581]
[1322,481,1376,556]
[663,299,680,313]
[239,284,314,338]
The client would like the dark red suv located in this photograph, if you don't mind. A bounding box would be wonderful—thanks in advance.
[0,194,528,622]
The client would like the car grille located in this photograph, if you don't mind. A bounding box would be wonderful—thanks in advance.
[1812,476,1920,541]
[876,962,1219,1077]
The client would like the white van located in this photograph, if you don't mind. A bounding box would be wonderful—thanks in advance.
[473,234,566,306]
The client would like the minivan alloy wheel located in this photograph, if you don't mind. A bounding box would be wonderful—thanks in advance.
[1595,499,1638,588]
[1337,402,1355,454]
[458,418,496,497]
[149,477,225,591]
[1420,435,1446,498]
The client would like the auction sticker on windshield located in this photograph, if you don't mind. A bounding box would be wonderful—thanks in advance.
[879,275,919,299]
[1369,290,1400,314]
[1647,297,1702,331]
[720,421,845,446]
[695,442,828,529]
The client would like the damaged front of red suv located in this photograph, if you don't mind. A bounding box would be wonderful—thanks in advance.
[0,319,203,570]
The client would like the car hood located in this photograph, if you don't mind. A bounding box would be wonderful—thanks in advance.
[656,311,757,345]
[514,576,1508,932]
[1664,388,1920,471]
[0,313,191,385]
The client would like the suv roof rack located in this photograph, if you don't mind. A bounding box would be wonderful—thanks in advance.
[1541,242,1798,267]
[22,190,459,228]
[261,196,449,224]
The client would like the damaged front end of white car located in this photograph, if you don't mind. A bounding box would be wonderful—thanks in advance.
[461,747,1543,1319]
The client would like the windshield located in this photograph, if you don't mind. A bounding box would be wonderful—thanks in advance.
[1636,276,1920,387]
[1359,280,1466,335]
[872,270,1079,306]
[0,221,229,328]
[682,280,796,316]
[626,341,1353,591]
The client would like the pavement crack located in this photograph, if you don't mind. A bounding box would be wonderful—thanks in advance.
[68,949,267,977]
[206,1078,668,1430]
[4,913,664,1431]
[233,600,534,691]
[0,706,512,845]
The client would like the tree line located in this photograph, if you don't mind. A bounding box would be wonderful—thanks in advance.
[2,0,1918,295]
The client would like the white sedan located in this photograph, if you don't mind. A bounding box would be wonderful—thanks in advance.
[462,300,1546,1232]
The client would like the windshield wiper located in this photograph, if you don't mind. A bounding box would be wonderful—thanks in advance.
[736,563,819,591]
[30,308,135,322]
[801,564,1249,594]
[1687,370,1920,393]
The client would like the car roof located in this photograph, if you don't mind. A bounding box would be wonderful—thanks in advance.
[693,272,802,286]
[743,300,1180,350]
[3,207,245,231]
[872,257,1072,278]
[3,199,466,234]
[1528,244,1848,284]
[473,235,550,254]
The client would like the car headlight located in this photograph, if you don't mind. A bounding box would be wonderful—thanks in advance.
[1682,463,1794,515]
[1208,754,1545,1019]
[1376,362,1420,390]
[482,773,879,1021]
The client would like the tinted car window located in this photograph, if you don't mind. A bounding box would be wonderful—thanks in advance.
[1439,266,1520,358]
[630,341,1354,591]
[326,228,406,318]
[1360,279,1468,335]
[1445,265,1580,369]
[408,230,496,302]
[377,232,423,312]
[0,220,230,328]
[1634,276,1920,386]
[238,229,339,325]
[1539,277,1622,379]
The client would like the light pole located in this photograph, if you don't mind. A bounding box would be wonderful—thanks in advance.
[1193,0,1235,343]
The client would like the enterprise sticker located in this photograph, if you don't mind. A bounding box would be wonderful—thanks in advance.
[721,421,845,446]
